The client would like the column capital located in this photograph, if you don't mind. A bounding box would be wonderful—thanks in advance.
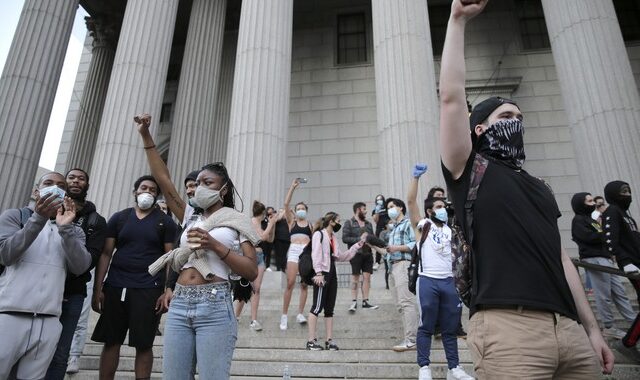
[85,16,120,51]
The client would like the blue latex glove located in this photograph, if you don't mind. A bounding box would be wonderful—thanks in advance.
[413,163,428,178]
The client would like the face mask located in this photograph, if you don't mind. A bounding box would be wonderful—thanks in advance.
[618,195,632,211]
[332,222,342,233]
[194,183,226,210]
[188,197,199,208]
[584,204,596,214]
[591,210,601,221]
[376,199,383,206]
[388,207,399,220]
[477,119,526,170]
[136,192,155,210]
[296,209,307,219]
[434,208,448,223]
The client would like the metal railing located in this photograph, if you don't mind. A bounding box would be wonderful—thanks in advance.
[571,258,640,280]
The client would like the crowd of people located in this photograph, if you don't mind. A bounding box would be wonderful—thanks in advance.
[1,1,640,380]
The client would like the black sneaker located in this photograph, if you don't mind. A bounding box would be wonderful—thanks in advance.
[456,326,467,339]
[306,339,324,351]
[325,339,339,351]
[362,300,379,310]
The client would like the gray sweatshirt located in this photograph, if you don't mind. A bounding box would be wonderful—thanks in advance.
[0,208,91,317]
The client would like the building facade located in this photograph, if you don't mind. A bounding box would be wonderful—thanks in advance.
[1,0,639,253]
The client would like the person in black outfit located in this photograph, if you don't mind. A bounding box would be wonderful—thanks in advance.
[260,207,277,270]
[273,209,290,272]
[438,1,612,377]
[45,169,107,379]
[602,181,640,361]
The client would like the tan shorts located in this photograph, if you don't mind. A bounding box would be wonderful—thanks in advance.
[467,308,601,380]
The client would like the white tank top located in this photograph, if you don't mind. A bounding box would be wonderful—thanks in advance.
[418,219,453,279]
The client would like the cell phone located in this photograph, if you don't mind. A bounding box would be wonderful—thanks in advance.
[296,177,308,183]
[39,185,65,200]
[133,116,142,123]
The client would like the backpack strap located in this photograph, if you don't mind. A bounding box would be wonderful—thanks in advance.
[18,207,33,228]
[464,153,489,245]
[417,222,431,273]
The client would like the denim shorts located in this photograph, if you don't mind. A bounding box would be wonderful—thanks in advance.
[256,251,265,268]
[163,282,237,379]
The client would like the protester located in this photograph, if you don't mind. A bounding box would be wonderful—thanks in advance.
[372,194,389,270]
[148,162,260,378]
[261,206,277,271]
[0,172,91,380]
[45,169,107,379]
[280,179,312,330]
[307,212,364,350]
[343,202,378,312]
[438,1,613,377]
[91,175,177,380]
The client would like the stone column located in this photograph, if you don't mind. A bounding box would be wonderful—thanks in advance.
[211,31,238,163]
[65,16,119,172]
[371,0,441,198]
[225,0,293,210]
[0,0,78,210]
[542,0,640,215]
[88,0,179,215]
[167,0,227,183]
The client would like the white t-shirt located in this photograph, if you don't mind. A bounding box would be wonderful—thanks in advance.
[418,218,453,279]
[181,204,195,227]
[180,217,248,280]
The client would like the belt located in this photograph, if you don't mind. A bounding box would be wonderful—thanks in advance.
[0,311,57,318]
[173,282,230,300]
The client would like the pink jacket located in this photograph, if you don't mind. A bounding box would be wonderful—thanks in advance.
[311,229,363,274]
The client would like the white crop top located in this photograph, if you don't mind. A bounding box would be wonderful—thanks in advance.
[180,219,248,280]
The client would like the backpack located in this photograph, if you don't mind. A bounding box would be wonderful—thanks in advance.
[298,231,323,285]
[408,222,431,294]
[0,208,34,275]
[451,153,488,307]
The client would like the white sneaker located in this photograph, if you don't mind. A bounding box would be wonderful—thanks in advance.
[66,355,79,374]
[603,326,626,339]
[250,320,263,331]
[266,267,273,272]
[373,263,380,271]
[419,365,432,380]
[296,313,307,324]
[348,301,357,313]
[392,339,416,352]
[447,365,474,380]
[279,314,288,330]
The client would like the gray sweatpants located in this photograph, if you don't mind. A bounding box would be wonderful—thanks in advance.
[0,313,62,380]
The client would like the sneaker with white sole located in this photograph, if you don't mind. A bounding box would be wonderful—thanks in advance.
[325,339,339,350]
[603,326,626,339]
[249,320,263,331]
[279,314,288,330]
[373,262,380,271]
[66,355,80,374]
[392,339,416,352]
[446,365,474,380]
[306,339,324,351]
[362,300,379,309]
[348,301,357,313]
[296,313,307,324]
[418,365,432,380]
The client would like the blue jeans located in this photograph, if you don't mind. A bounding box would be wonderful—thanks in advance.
[416,276,461,369]
[44,294,85,380]
[163,283,237,380]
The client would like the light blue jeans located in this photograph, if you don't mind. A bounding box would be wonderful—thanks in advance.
[163,282,237,380]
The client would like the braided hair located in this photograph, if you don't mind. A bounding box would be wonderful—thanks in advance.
[200,163,237,210]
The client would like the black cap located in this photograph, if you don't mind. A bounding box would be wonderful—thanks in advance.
[184,170,200,186]
[469,96,519,145]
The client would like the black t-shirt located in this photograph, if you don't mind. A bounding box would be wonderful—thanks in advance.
[442,154,578,321]
[274,219,290,242]
[372,208,390,237]
[105,208,177,289]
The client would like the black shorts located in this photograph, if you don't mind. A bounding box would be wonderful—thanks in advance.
[350,252,374,275]
[91,286,162,349]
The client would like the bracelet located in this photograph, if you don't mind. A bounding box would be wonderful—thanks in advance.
[144,144,156,150]
[220,248,231,261]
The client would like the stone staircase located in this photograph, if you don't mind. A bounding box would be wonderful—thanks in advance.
[66,264,640,379]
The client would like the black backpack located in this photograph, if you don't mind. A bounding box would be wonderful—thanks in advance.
[408,222,431,294]
[298,231,323,285]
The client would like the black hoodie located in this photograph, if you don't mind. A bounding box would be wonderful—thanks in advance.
[602,181,640,268]
[570,192,605,259]
[63,201,107,297]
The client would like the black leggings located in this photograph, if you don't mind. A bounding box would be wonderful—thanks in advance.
[310,262,337,317]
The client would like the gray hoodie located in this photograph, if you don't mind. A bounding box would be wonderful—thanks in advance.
[0,208,91,317]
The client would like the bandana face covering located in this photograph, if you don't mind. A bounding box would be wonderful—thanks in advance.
[477,119,526,170]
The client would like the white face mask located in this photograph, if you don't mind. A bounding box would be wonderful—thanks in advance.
[136,192,155,210]
[591,210,601,221]
[388,207,400,220]
[295,209,307,219]
[194,183,226,210]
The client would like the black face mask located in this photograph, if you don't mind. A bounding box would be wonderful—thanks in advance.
[618,195,632,211]
[333,222,342,233]
[477,119,526,170]
[584,204,596,214]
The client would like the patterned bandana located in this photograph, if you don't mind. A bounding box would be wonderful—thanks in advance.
[477,119,526,170]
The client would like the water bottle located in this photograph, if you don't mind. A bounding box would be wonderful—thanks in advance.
[282,364,291,380]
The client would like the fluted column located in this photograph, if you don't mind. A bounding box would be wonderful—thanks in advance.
[88,0,179,215]
[542,0,640,215]
[167,0,227,182]
[0,0,78,210]
[371,0,441,198]
[225,0,293,209]
[211,31,238,163]
[66,16,118,172]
